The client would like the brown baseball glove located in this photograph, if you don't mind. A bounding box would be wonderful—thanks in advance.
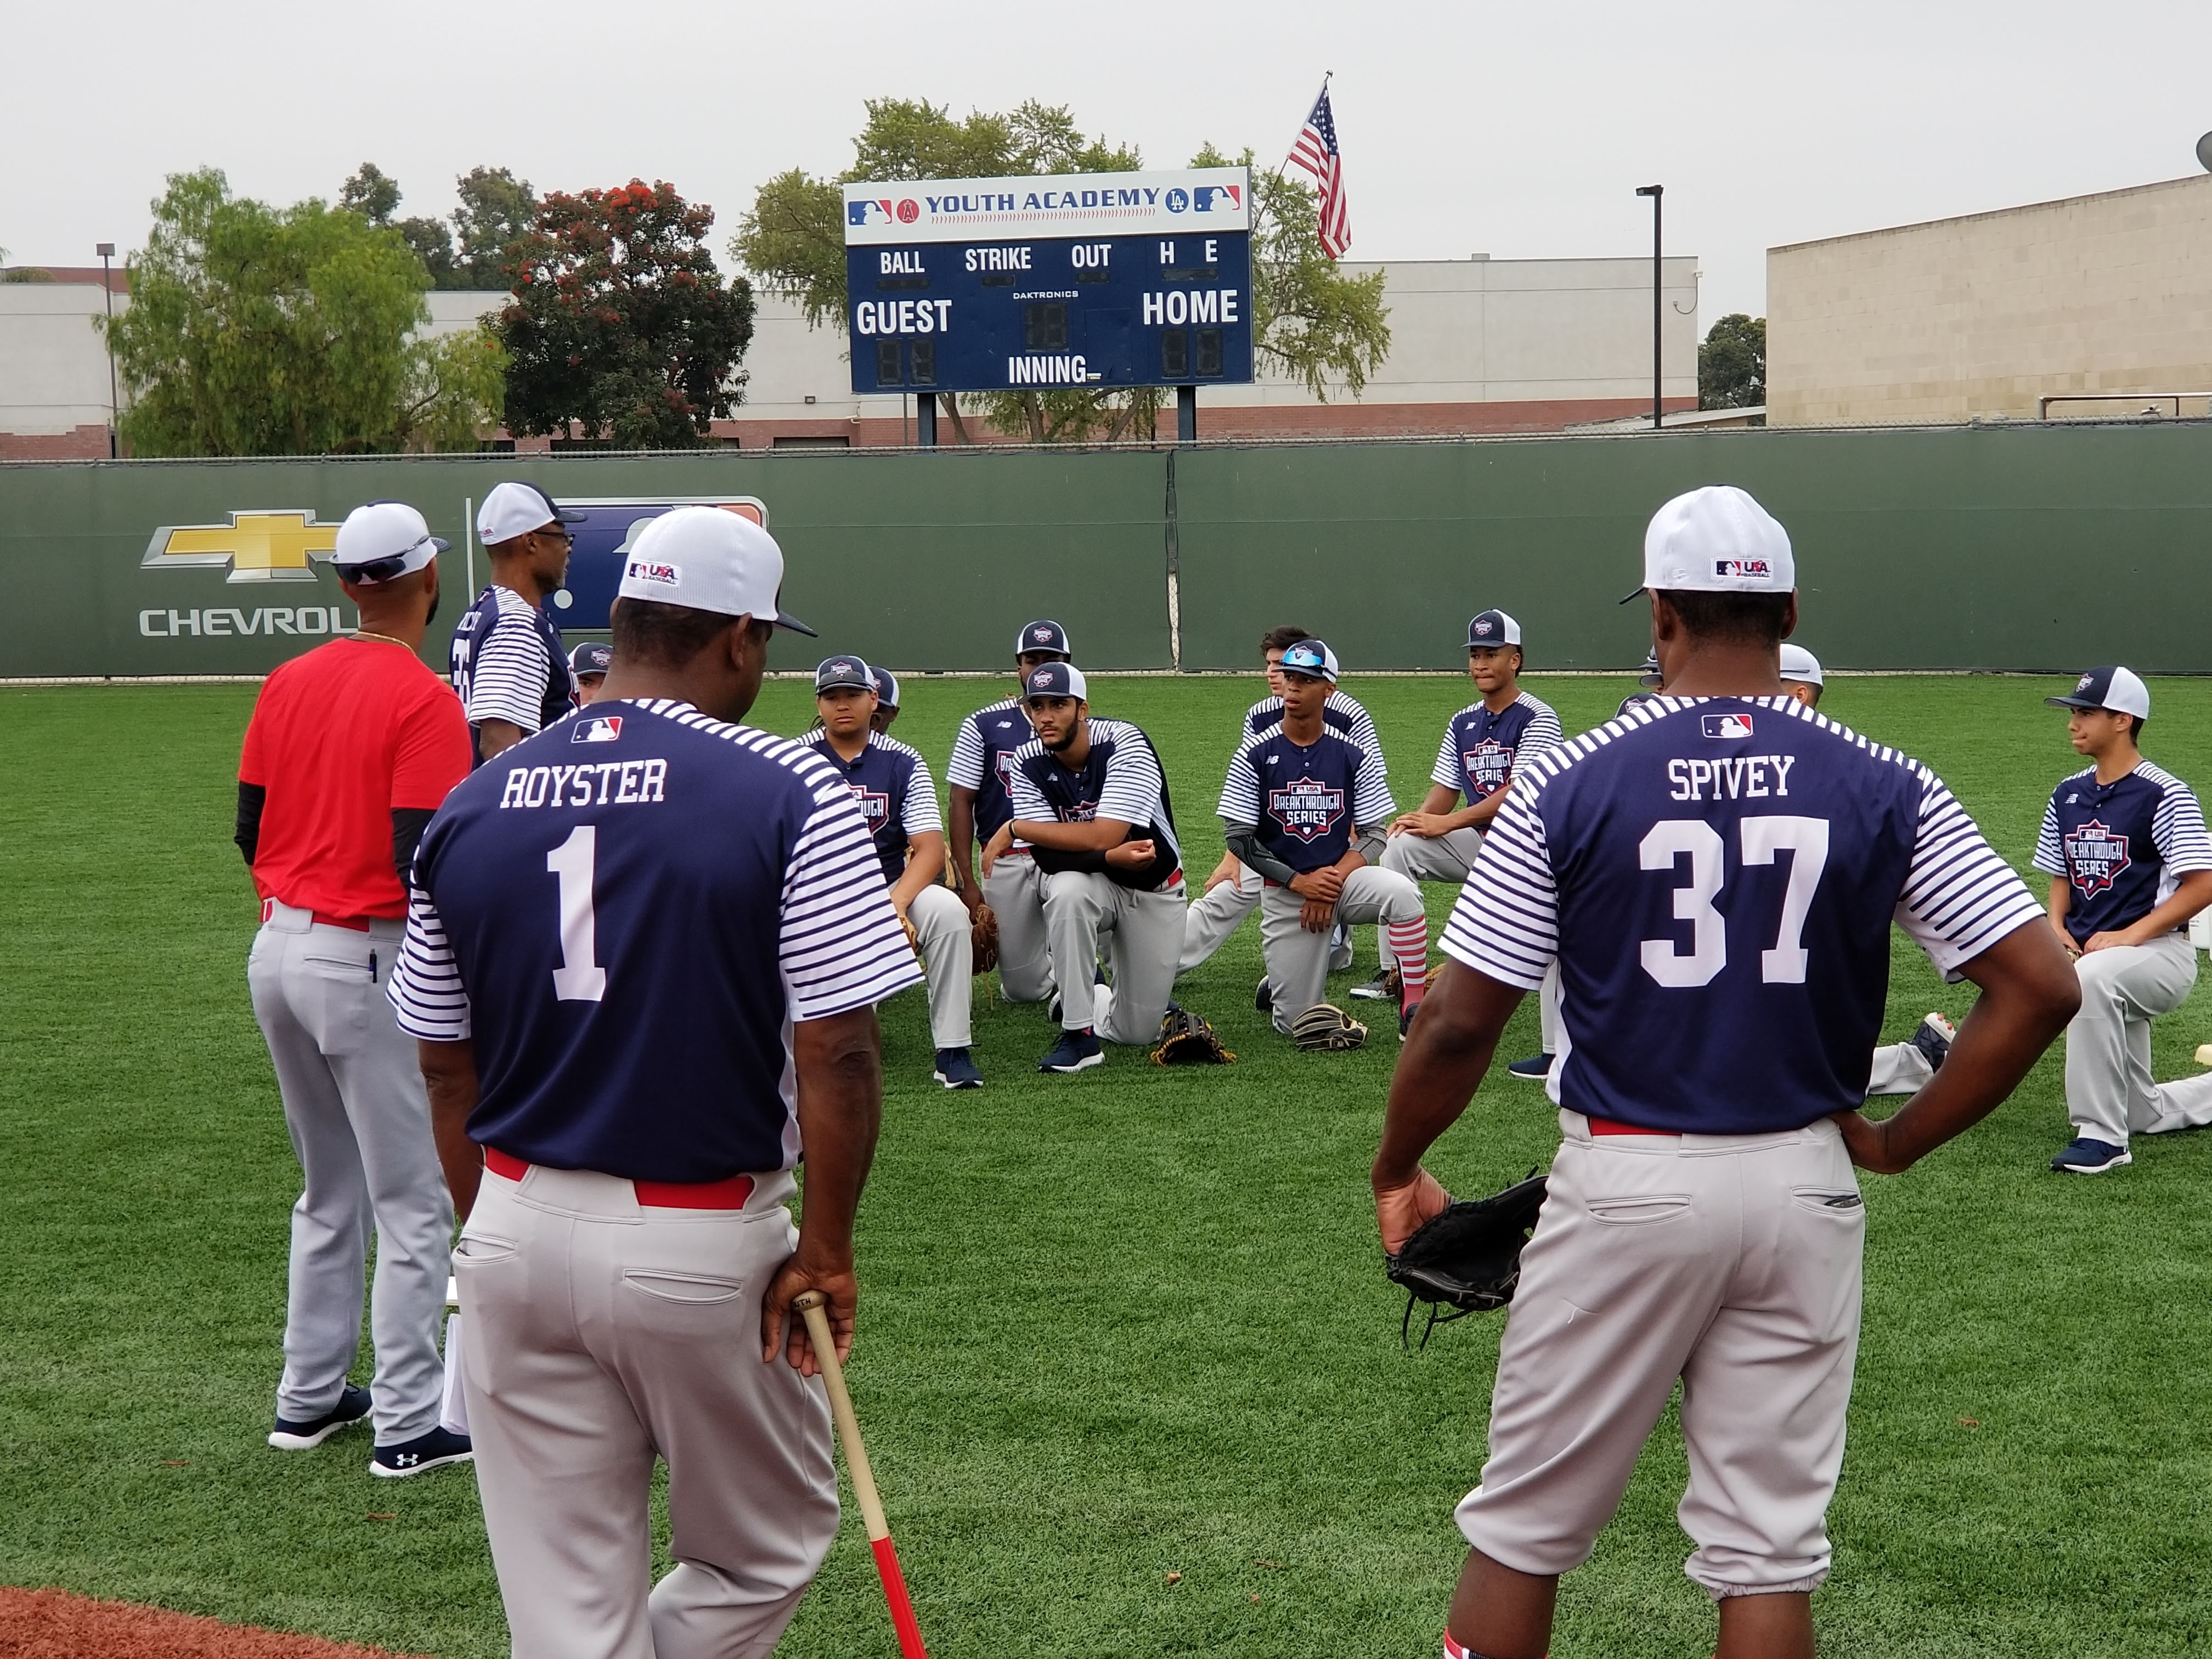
[970,904,1000,974]
[1150,1007,1234,1065]
[1290,1002,1368,1052]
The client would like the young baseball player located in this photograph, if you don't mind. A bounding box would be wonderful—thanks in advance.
[1217,639,1430,1040]
[868,665,902,735]
[2034,666,2212,1171]
[391,506,919,1659]
[995,663,1186,1073]
[1379,610,1564,1075]
[569,640,611,706]
[804,657,980,1089]
[1373,484,2079,1659]
[451,481,584,764]
[1183,624,1386,985]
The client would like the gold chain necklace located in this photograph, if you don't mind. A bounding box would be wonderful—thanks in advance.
[351,629,414,648]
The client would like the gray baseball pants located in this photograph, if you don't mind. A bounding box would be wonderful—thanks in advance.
[903,884,973,1049]
[1258,867,1424,1032]
[457,1163,837,1659]
[1181,862,1356,975]
[247,904,451,1443]
[984,852,1054,1003]
[1381,826,1560,1051]
[1042,869,1186,1041]
[2066,932,2199,1147]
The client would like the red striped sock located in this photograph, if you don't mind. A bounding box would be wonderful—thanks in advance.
[1388,919,1429,1005]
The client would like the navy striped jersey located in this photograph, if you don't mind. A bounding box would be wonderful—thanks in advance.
[449,584,575,765]
[1444,696,2043,1134]
[2033,761,2212,945]
[944,697,1034,842]
[802,729,941,883]
[1431,691,1562,803]
[1218,727,1396,876]
[387,698,919,1182]
[1008,717,1182,890]
[1243,689,1385,767]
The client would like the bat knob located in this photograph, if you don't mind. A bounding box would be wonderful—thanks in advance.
[791,1290,828,1312]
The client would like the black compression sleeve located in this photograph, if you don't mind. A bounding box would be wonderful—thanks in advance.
[235,782,266,867]
[1223,823,1299,888]
[391,807,436,883]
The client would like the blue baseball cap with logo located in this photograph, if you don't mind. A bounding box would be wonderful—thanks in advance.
[1022,661,1088,702]
[569,640,612,678]
[814,656,874,693]
[2046,664,2150,719]
[871,666,900,709]
[1279,638,1337,683]
[1466,609,1522,649]
[1015,619,1071,659]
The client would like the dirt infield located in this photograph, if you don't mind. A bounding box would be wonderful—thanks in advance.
[0,1589,429,1658]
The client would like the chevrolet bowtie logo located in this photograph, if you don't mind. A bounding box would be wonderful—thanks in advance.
[142,510,340,584]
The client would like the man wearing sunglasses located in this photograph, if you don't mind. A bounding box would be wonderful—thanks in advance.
[452,482,588,764]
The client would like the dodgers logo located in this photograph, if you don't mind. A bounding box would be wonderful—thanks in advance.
[570,715,623,743]
[1701,713,1756,740]
[1463,740,1513,797]
[2063,819,2131,897]
[1267,776,1345,844]
[1165,188,1189,212]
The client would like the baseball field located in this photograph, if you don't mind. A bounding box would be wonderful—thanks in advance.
[6,670,2211,1658]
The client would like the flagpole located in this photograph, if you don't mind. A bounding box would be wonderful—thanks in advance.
[1280,71,1333,176]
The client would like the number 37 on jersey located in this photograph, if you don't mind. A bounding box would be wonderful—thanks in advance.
[1639,815,1830,989]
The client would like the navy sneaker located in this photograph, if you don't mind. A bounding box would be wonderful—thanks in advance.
[370,1425,473,1479]
[1349,970,1399,1002]
[933,1047,984,1090]
[1039,1028,1104,1074]
[268,1384,372,1451]
[1505,1053,1554,1082]
[1910,1012,1956,1073]
[1400,1002,1419,1042]
[2050,1137,2131,1174]
[1254,978,1273,1013]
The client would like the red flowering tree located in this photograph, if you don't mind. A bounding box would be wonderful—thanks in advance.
[497,179,753,448]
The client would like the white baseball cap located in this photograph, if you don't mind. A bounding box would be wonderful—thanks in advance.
[616,506,816,634]
[1778,643,1824,686]
[1624,485,1795,602]
[332,501,446,584]
[477,480,585,546]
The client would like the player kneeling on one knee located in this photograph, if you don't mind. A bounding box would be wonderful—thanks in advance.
[805,656,980,1090]
[1218,639,1429,1042]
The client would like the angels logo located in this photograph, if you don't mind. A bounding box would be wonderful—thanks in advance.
[845,784,891,830]
[1463,740,1514,798]
[1267,776,1346,844]
[2063,819,2131,897]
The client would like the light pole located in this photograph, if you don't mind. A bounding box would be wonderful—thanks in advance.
[95,242,118,457]
[1634,186,1663,428]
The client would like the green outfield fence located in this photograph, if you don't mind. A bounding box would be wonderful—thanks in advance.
[3,420,2208,680]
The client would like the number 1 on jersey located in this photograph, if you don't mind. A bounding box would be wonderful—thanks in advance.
[546,825,608,1001]
[1639,814,1830,988]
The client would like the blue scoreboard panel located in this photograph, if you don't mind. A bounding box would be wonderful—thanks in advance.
[842,168,1254,398]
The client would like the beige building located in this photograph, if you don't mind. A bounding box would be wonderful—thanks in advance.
[1768,173,2212,427]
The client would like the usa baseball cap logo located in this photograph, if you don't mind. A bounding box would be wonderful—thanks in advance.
[625,559,680,585]
[1714,558,1773,579]
[1701,712,1756,740]
[571,715,624,743]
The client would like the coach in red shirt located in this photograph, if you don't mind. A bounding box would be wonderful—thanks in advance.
[238,501,476,1479]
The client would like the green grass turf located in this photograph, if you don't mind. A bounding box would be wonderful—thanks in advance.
[5,671,2212,1658]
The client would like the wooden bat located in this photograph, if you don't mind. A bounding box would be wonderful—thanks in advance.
[790,1289,928,1659]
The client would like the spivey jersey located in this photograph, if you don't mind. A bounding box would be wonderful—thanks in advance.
[1008,718,1182,890]
[387,700,920,1182]
[802,729,942,882]
[450,584,575,763]
[1444,696,2044,1133]
[2033,761,2212,946]
[1432,691,1562,804]
[1244,690,1385,767]
[944,697,1032,843]
[1219,727,1395,876]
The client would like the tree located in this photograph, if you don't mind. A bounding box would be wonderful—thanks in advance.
[453,166,538,289]
[732,99,1390,443]
[496,178,753,449]
[340,162,495,290]
[1700,313,1765,409]
[102,168,505,456]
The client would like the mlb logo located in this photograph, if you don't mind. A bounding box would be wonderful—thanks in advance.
[571,715,623,744]
[1714,558,1773,580]
[847,200,893,226]
[625,560,680,586]
[1701,713,1756,740]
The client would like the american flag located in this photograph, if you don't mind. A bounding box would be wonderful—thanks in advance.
[1288,81,1351,259]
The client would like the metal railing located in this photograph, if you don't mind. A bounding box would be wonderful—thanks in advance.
[2035,391,2212,420]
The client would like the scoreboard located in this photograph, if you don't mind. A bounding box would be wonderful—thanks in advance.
[841,168,1254,398]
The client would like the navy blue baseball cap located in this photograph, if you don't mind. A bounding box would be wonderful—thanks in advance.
[569,640,612,678]
[2046,664,2150,719]
[1278,638,1337,683]
[871,666,900,709]
[814,656,874,693]
[1466,609,1522,649]
[1015,619,1071,659]
[1021,661,1088,702]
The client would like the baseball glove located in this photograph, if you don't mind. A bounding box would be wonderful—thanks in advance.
[1290,1002,1368,1052]
[970,904,1000,975]
[1150,1007,1234,1065]
[1386,1171,1548,1347]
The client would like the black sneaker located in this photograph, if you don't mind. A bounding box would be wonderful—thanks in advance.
[1909,1012,1956,1073]
[370,1425,473,1479]
[268,1384,372,1451]
[1039,1029,1104,1074]
[1400,1003,1419,1042]
[933,1047,984,1090]
[1505,1053,1554,1082]
[1047,993,1062,1024]
[1349,970,1399,1002]
[1254,978,1273,1013]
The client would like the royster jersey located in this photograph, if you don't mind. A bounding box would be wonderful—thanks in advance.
[387,699,919,1183]
[1243,689,1385,768]
[802,729,942,884]
[450,584,575,765]
[944,697,1034,843]
[1008,717,1182,891]
[1432,691,1562,804]
[2033,761,2212,946]
[1218,726,1396,877]
[1444,696,2043,1135]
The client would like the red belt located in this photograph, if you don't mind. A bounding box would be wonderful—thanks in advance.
[1588,1116,1681,1138]
[483,1146,757,1209]
[261,898,377,932]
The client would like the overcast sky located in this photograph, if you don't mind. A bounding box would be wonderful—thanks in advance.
[6,1,2208,325]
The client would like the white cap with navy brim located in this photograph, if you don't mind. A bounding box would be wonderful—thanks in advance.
[1623,484,1795,603]
[477,480,586,546]
[616,506,816,635]
[2047,665,2150,720]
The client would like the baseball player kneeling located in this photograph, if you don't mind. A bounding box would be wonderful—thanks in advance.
[1217,639,1429,1041]
[1372,486,2078,1659]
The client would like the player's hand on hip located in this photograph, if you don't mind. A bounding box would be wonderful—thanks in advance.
[1373,1166,1451,1255]
[1104,838,1155,870]
[1202,851,1242,894]
[761,1246,857,1376]
[1829,1109,1910,1176]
